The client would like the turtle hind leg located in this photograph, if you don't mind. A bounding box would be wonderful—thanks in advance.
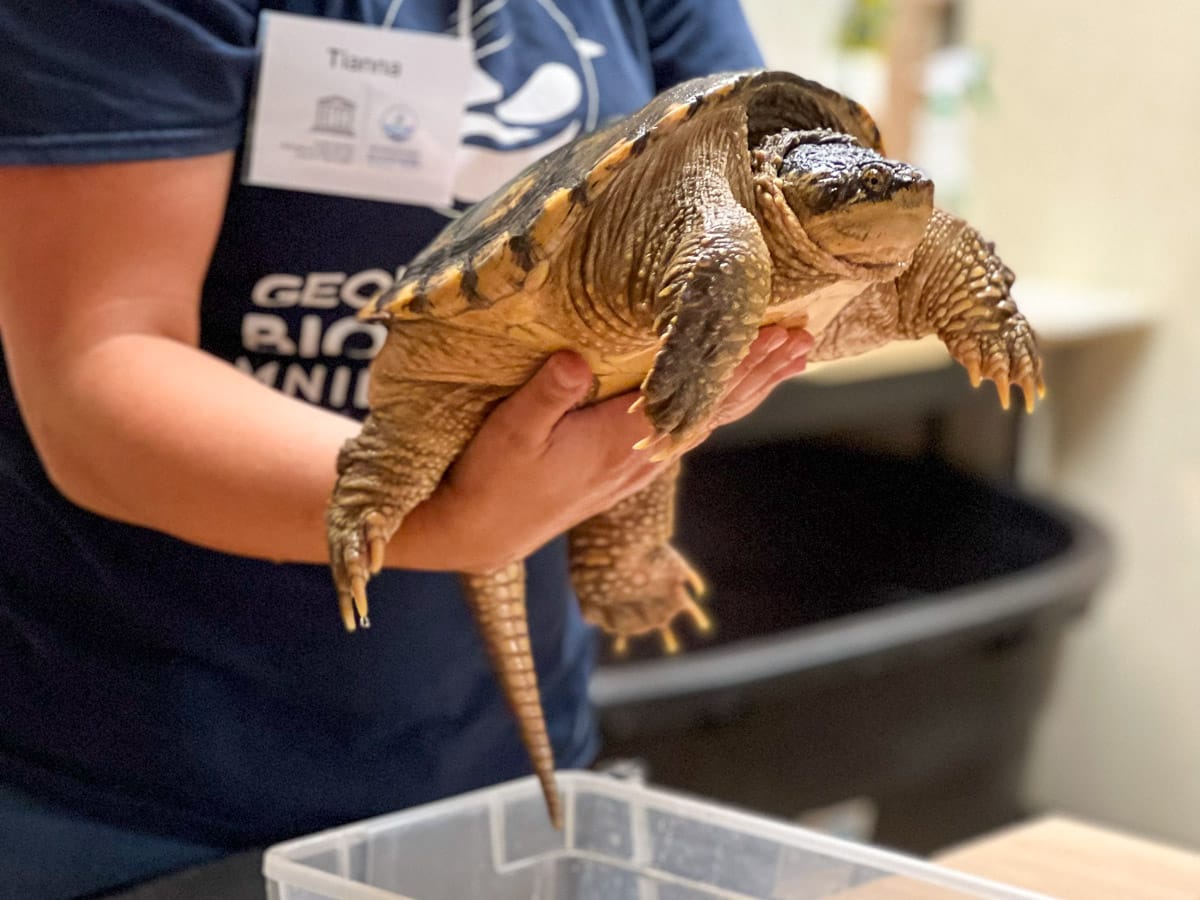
[462,563,563,828]
[570,462,713,657]
[327,382,493,631]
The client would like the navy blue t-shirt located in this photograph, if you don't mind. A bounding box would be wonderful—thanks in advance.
[0,1,762,847]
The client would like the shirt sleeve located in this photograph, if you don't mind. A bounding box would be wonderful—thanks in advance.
[0,0,260,166]
[639,0,765,90]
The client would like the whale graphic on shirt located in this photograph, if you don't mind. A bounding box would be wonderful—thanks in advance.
[442,0,607,208]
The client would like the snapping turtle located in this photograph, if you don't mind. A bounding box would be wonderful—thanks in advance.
[326,69,1044,826]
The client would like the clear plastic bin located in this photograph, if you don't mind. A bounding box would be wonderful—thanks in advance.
[262,772,1048,899]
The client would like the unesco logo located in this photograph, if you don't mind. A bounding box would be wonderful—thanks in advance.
[313,95,356,136]
[380,104,418,142]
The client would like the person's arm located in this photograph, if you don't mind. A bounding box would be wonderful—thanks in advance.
[0,153,369,564]
[0,153,810,575]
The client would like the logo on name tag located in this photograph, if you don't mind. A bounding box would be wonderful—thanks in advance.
[380,105,418,142]
[313,95,357,136]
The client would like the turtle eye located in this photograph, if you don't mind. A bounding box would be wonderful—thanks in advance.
[861,165,890,195]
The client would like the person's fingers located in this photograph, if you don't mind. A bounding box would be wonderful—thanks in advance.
[717,354,809,425]
[483,352,594,448]
[564,392,665,472]
[716,329,811,412]
[572,327,787,453]
[719,325,788,400]
[687,329,811,437]
[567,328,811,473]
[784,328,815,356]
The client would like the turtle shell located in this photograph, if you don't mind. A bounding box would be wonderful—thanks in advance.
[363,69,884,322]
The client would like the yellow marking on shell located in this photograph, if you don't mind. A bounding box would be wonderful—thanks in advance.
[479,173,536,228]
[424,266,464,310]
[657,102,693,131]
[473,232,511,270]
[529,187,577,251]
[363,281,417,320]
[591,140,634,185]
[468,232,528,301]
[403,255,523,321]
[581,84,743,205]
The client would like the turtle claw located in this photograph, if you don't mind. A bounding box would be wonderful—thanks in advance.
[962,353,984,388]
[632,431,681,464]
[632,432,671,454]
[682,596,713,634]
[659,625,680,655]
[336,545,372,632]
[993,373,1011,410]
[1020,372,1046,413]
[949,312,1044,415]
[606,620,699,658]
[351,571,369,626]
[338,591,357,633]
[330,506,398,632]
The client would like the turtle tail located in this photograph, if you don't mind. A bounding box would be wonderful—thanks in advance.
[461,563,563,829]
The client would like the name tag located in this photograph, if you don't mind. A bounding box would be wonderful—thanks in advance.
[245,11,471,207]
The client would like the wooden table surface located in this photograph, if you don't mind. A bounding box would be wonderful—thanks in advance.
[935,816,1200,899]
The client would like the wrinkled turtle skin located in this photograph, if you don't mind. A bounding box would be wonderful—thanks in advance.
[326,69,1045,827]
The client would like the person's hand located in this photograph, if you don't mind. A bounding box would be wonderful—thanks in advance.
[392,326,812,574]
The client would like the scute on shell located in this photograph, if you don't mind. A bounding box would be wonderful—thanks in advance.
[359,69,883,325]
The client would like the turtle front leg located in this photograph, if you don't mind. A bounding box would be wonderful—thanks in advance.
[639,207,772,455]
[898,208,1046,411]
[569,461,711,656]
[327,381,493,631]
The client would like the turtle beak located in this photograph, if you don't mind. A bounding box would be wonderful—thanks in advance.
[875,167,934,264]
[807,166,934,268]
[889,165,934,210]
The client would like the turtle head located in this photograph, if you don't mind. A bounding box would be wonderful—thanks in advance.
[772,131,933,267]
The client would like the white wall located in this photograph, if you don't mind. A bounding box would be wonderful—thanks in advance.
[741,0,1200,849]
[959,0,1200,849]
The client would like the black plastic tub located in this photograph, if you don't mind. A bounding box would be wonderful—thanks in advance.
[590,440,1110,854]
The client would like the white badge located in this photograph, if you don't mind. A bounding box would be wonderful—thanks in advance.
[244,9,472,207]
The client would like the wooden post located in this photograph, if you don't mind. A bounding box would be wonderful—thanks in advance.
[881,0,953,160]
